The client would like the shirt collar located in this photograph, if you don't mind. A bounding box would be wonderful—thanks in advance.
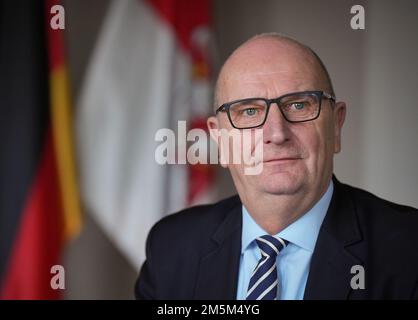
[241,180,334,253]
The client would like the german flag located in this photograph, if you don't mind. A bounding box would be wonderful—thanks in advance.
[0,0,81,299]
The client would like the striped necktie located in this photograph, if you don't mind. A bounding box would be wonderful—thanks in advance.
[246,235,288,300]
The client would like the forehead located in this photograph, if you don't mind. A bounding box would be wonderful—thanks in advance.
[218,39,325,101]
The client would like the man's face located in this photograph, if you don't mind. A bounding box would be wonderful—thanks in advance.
[208,38,346,201]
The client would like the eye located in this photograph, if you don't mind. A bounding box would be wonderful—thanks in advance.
[244,108,257,116]
[291,102,305,110]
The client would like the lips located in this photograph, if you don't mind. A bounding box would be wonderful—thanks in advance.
[263,156,301,163]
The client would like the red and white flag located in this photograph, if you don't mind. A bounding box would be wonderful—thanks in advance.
[77,0,215,269]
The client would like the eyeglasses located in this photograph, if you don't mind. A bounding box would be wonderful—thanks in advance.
[215,90,336,129]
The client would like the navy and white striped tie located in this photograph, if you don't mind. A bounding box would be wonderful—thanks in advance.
[246,235,288,300]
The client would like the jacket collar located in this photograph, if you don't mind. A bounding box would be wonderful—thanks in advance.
[193,196,242,299]
[303,175,363,299]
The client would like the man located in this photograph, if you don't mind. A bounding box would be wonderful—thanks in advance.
[135,34,418,299]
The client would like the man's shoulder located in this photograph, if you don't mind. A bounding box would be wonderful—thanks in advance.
[338,179,418,218]
[148,194,241,242]
[337,179,418,244]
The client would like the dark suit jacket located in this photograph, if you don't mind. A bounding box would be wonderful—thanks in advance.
[135,176,418,299]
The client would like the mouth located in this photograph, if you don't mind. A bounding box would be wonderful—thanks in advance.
[263,157,301,164]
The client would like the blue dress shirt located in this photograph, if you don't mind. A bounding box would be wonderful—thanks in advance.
[236,181,334,300]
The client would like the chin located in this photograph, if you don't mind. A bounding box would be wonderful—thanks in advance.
[258,170,305,195]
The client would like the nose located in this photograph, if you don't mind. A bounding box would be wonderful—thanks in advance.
[262,103,291,145]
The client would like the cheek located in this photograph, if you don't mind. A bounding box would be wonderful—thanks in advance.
[216,117,235,167]
[292,122,330,167]
[220,127,263,166]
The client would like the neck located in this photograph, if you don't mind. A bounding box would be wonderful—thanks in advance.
[238,179,331,235]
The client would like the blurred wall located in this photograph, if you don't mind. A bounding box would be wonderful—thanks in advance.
[363,0,418,206]
[64,0,418,299]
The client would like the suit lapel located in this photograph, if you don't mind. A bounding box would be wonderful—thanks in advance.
[304,176,363,299]
[193,201,242,299]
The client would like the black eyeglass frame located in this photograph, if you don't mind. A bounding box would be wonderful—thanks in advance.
[215,90,336,129]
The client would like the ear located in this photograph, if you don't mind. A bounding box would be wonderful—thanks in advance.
[207,116,220,143]
[333,101,346,154]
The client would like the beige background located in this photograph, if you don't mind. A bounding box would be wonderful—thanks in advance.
[63,0,418,298]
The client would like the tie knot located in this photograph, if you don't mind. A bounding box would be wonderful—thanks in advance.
[255,235,288,258]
